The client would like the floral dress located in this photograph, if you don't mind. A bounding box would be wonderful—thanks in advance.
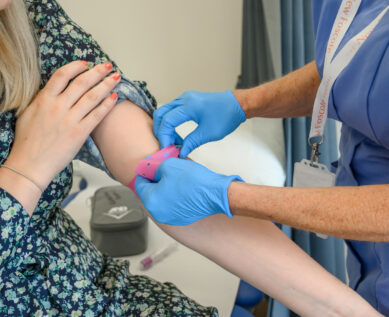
[0,0,218,316]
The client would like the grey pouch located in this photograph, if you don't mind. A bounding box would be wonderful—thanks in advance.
[90,185,148,257]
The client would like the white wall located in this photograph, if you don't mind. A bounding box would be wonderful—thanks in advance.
[58,0,243,105]
[60,0,285,186]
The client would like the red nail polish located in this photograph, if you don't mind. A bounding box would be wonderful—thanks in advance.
[104,62,113,70]
[110,92,118,100]
[81,61,88,66]
[112,72,121,80]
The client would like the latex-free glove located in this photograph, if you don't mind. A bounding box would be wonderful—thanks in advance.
[135,158,243,226]
[153,90,246,158]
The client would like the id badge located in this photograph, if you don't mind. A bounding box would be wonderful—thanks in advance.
[293,159,336,239]
[293,159,335,188]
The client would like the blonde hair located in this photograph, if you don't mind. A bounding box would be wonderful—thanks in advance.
[0,0,40,116]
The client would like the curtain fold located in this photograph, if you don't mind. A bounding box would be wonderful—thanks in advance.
[237,0,275,89]
[238,1,346,316]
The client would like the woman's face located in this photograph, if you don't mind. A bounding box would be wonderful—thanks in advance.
[0,0,11,10]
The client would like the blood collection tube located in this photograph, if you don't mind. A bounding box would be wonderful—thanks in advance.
[139,242,178,270]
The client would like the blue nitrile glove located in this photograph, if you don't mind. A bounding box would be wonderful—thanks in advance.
[153,90,246,158]
[135,158,244,226]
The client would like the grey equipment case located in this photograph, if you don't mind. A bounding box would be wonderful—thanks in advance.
[90,185,148,257]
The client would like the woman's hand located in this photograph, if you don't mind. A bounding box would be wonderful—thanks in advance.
[5,61,121,191]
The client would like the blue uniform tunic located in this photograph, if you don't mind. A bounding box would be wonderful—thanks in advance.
[313,0,389,313]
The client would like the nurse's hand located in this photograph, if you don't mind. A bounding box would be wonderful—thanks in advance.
[135,158,243,225]
[153,90,246,158]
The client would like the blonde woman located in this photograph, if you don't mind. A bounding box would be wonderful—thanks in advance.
[0,0,217,315]
[0,0,382,316]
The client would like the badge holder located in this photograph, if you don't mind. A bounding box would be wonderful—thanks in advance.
[293,138,335,239]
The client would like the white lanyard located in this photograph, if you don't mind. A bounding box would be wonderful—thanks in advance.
[309,0,389,163]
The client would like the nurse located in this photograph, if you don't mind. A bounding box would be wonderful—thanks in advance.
[136,0,389,315]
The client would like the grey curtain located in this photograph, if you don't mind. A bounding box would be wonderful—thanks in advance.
[237,0,275,89]
[237,1,346,316]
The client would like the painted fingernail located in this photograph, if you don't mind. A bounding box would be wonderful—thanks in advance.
[104,62,113,70]
[110,92,118,100]
[112,72,121,80]
[82,61,88,66]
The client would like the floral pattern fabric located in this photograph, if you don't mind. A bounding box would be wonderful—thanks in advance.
[0,0,218,316]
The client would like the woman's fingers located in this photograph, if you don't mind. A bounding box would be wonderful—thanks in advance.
[80,91,118,136]
[10,60,122,191]
[70,71,121,120]
[62,62,115,106]
[44,61,88,95]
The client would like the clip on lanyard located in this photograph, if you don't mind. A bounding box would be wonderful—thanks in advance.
[309,0,389,166]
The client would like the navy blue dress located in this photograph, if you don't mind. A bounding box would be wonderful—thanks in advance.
[0,0,218,316]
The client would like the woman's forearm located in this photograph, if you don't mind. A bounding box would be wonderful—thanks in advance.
[158,215,378,317]
[229,182,389,241]
[235,61,321,119]
[91,100,379,316]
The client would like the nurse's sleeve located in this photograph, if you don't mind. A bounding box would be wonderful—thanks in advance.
[367,44,389,149]
[24,0,157,176]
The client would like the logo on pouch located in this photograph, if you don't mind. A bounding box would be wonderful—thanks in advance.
[105,206,133,220]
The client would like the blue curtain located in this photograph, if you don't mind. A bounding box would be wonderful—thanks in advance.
[237,1,346,316]
[268,1,346,316]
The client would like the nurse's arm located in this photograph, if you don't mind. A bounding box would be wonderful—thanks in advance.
[235,61,321,119]
[229,182,389,241]
[91,100,380,317]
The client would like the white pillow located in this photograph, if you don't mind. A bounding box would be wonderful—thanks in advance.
[176,117,285,187]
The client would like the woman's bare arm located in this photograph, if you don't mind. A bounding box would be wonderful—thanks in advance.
[90,100,380,317]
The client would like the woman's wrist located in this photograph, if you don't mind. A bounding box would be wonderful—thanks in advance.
[0,164,42,216]
[1,164,44,193]
[332,293,383,317]
[4,154,51,190]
